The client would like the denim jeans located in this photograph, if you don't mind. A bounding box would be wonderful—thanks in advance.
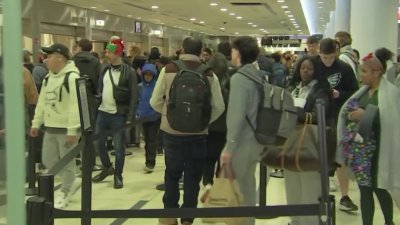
[95,111,126,175]
[162,133,207,224]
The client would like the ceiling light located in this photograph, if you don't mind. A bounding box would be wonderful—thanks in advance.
[220,8,228,12]
[127,15,132,17]
[288,14,294,17]
[290,18,296,21]
[295,26,300,28]
[235,32,239,35]
[259,28,264,31]
[199,21,205,24]
[281,5,289,9]
[252,24,257,27]
[210,3,218,6]
[190,18,196,21]
[318,6,323,8]
[285,10,291,14]
[137,17,141,20]
[229,13,236,16]
[277,0,285,2]
[90,6,96,9]
[297,29,302,32]
[160,22,165,25]
[236,16,243,19]
[104,9,110,12]
[151,5,159,9]
[318,1,323,3]
[248,22,253,25]
[220,27,225,30]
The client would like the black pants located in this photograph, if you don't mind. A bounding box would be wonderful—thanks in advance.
[142,119,161,167]
[202,131,227,186]
[359,185,393,225]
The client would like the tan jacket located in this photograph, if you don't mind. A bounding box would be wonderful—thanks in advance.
[23,67,38,105]
[150,54,225,135]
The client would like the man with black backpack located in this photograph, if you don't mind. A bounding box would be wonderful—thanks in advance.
[150,37,224,225]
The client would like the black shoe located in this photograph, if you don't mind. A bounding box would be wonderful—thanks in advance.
[339,196,358,211]
[114,174,123,189]
[92,166,114,183]
[143,165,155,173]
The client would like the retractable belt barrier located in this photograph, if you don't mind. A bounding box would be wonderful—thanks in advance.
[27,78,335,225]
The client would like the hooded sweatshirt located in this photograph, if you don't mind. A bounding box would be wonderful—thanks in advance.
[339,45,359,79]
[137,63,160,120]
[31,61,81,136]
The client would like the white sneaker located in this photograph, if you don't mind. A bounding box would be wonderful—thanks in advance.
[329,178,338,192]
[54,192,70,209]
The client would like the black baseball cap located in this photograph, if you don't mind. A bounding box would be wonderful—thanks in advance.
[41,43,70,59]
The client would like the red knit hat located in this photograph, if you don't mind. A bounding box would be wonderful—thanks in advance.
[106,38,125,56]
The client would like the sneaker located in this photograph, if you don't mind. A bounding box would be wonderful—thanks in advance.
[270,169,284,178]
[158,218,178,225]
[54,192,70,209]
[339,196,358,211]
[156,182,183,191]
[143,165,155,173]
[329,178,338,192]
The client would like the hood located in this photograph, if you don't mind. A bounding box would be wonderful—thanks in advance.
[141,63,158,83]
[73,51,97,63]
[340,46,358,62]
[237,63,266,82]
[49,61,80,78]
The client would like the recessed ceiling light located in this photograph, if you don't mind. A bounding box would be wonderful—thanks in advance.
[259,28,264,31]
[137,17,141,20]
[295,26,300,28]
[252,24,257,27]
[90,6,96,9]
[235,32,239,35]
[318,6,323,8]
[288,14,294,17]
[236,16,243,19]
[318,1,323,3]
[127,15,132,17]
[297,29,302,32]
[285,10,291,14]
[277,0,285,2]
[290,18,296,21]
[151,5,159,9]
[210,3,218,6]
[199,21,205,24]
[281,5,289,9]
[104,9,110,12]
[220,27,225,30]
[229,13,236,16]
[220,8,228,12]
[190,18,196,21]
[248,22,253,25]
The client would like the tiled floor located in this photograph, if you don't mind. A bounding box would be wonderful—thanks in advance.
[2,146,400,225]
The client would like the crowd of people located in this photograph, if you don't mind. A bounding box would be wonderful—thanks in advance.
[9,31,400,225]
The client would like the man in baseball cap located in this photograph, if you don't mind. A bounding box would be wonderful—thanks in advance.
[41,43,71,60]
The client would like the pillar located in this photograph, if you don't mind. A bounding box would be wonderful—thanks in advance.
[31,0,41,63]
[334,0,351,33]
[350,0,397,58]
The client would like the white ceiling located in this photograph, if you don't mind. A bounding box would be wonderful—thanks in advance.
[53,0,336,36]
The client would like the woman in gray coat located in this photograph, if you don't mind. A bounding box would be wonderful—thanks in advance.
[220,36,265,225]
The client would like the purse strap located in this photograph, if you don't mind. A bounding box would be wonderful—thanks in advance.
[108,68,117,87]
[294,112,313,171]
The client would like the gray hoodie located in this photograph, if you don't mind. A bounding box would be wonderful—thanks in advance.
[225,63,264,157]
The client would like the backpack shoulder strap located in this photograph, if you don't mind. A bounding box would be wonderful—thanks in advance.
[171,60,186,71]
[63,71,80,93]
[194,64,211,75]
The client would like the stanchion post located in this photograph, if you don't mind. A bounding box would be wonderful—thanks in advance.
[38,174,54,225]
[81,134,93,225]
[26,135,38,196]
[259,164,267,207]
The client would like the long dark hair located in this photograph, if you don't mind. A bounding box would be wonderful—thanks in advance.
[374,48,394,72]
[288,56,330,88]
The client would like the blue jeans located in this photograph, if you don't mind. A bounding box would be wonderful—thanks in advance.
[162,133,207,224]
[95,111,126,175]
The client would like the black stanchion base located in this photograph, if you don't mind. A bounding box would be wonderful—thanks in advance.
[26,187,38,196]
[110,151,133,156]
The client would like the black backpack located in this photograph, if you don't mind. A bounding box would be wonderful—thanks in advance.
[167,60,212,133]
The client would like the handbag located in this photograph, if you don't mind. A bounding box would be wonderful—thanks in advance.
[108,69,130,103]
[261,113,336,171]
[202,164,246,225]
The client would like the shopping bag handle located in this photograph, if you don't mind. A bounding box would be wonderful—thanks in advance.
[219,163,236,180]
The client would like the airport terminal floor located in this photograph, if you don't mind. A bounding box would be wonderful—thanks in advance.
[6,145,398,225]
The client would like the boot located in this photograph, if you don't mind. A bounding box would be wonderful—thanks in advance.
[92,165,114,183]
[114,174,123,189]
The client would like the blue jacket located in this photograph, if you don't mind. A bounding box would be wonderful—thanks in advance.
[136,63,160,120]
